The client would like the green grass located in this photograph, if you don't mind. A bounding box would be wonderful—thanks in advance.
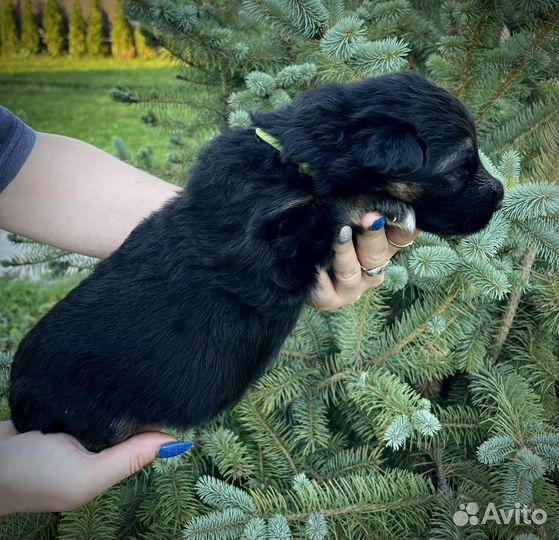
[0,56,181,159]
[0,57,185,349]
[0,274,82,421]
[0,274,82,352]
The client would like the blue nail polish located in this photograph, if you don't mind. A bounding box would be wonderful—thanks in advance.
[369,215,386,231]
[157,441,193,459]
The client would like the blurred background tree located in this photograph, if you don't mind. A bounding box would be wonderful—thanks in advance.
[0,0,19,56]
[20,0,40,55]
[134,24,156,60]
[42,0,64,56]
[68,0,86,58]
[111,0,135,59]
[1,1,559,539]
[86,0,105,56]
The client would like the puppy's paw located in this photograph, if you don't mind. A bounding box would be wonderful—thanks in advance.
[373,199,416,233]
[341,196,416,233]
[386,207,416,232]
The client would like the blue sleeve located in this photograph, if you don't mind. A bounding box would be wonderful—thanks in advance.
[0,106,36,193]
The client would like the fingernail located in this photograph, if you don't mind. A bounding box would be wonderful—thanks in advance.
[337,225,352,244]
[157,441,193,459]
[369,215,386,231]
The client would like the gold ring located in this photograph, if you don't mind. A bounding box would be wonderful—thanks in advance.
[387,236,415,249]
[360,259,391,277]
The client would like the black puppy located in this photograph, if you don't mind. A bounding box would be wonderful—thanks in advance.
[9,72,503,451]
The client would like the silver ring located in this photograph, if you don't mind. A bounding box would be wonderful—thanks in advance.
[387,236,415,249]
[360,259,391,277]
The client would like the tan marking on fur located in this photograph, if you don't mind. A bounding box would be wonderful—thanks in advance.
[385,182,423,203]
[338,195,372,225]
[109,416,138,443]
[337,193,416,232]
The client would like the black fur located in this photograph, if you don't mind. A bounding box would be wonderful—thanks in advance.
[9,72,504,451]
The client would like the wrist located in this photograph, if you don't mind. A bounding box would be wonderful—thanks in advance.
[0,488,18,517]
[0,449,23,517]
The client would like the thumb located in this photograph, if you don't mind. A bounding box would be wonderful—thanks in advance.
[89,432,178,491]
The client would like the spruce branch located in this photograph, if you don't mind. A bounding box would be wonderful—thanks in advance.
[0,513,60,540]
[241,397,300,475]
[487,99,559,157]
[457,12,490,102]
[470,363,546,444]
[281,495,434,522]
[428,446,451,495]
[323,0,345,25]
[477,435,516,465]
[220,62,230,100]
[490,246,537,361]
[531,122,559,184]
[503,462,533,509]
[348,37,410,75]
[502,183,559,220]
[514,220,559,268]
[300,308,328,358]
[368,292,457,367]
[476,8,559,120]
[319,16,366,60]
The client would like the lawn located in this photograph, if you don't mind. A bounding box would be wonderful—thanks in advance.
[0,274,83,351]
[0,57,186,359]
[0,56,181,161]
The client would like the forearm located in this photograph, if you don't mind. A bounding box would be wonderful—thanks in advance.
[0,132,181,259]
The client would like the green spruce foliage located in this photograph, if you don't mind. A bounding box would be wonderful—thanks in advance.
[86,0,104,56]
[110,0,135,60]
[0,0,19,56]
[20,0,40,55]
[42,0,64,56]
[68,0,86,58]
[2,1,559,539]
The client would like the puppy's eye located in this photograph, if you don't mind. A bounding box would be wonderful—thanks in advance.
[441,170,468,194]
[456,165,474,186]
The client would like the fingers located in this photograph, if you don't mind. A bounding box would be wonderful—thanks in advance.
[312,268,343,311]
[357,212,420,268]
[383,223,421,253]
[357,211,391,270]
[331,225,362,287]
[312,211,420,312]
[89,432,177,492]
[328,221,385,304]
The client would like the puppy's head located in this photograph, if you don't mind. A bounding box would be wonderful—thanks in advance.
[254,72,504,236]
[345,73,504,236]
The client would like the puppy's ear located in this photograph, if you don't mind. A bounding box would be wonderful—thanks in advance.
[361,125,425,175]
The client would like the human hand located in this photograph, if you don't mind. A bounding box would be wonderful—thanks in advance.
[312,211,420,311]
[0,421,190,516]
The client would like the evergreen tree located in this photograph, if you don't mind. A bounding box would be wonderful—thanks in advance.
[2,2,559,539]
[134,25,155,60]
[42,0,64,56]
[86,0,104,56]
[20,0,39,55]
[110,0,134,60]
[0,0,19,56]
[68,0,86,58]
